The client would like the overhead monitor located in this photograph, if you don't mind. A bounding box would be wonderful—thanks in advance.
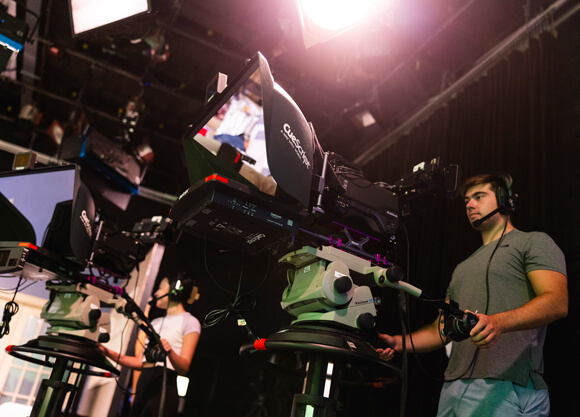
[68,0,151,38]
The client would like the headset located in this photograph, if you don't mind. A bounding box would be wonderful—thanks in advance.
[167,272,199,304]
[150,272,200,305]
[167,273,185,301]
[469,173,518,228]
[492,173,517,215]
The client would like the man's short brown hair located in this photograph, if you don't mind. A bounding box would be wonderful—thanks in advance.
[459,173,508,198]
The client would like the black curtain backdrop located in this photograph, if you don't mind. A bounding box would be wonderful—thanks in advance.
[357,29,579,417]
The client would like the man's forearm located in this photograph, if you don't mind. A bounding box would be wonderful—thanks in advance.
[397,320,447,353]
[494,291,568,333]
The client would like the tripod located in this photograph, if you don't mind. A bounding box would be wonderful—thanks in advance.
[8,334,119,417]
[240,324,401,417]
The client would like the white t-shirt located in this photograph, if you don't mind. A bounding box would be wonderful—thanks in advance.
[147,312,201,370]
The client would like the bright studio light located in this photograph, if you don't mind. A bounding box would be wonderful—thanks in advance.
[297,0,388,48]
[298,0,381,31]
[70,0,150,36]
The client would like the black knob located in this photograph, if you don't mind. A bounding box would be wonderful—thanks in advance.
[98,333,110,343]
[357,312,375,330]
[333,276,352,293]
[386,266,404,283]
[89,309,102,321]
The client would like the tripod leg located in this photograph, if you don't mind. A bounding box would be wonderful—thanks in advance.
[30,358,76,417]
[290,355,339,417]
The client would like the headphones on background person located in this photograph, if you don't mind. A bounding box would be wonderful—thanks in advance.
[167,272,185,302]
[167,272,200,304]
[150,272,200,306]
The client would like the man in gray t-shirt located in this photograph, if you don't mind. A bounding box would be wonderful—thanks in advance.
[376,173,568,417]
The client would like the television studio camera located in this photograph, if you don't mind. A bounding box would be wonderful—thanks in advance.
[167,52,476,416]
[0,165,178,417]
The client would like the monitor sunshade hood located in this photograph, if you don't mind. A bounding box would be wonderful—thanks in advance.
[183,52,314,208]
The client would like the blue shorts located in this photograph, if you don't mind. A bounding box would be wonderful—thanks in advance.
[437,378,549,417]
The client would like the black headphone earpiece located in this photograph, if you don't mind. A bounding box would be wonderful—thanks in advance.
[493,173,517,215]
[154,272,199,305]
[168,272,186,301]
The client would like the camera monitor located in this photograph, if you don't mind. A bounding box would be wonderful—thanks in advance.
[171,53,320,253]
[173,52,399,255]
[0,165,94,265]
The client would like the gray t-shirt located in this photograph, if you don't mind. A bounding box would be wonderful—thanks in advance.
[445,229,566,388]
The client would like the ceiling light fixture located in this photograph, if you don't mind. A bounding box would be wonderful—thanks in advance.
[296,0,389,48]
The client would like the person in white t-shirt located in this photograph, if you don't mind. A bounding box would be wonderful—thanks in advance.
[101,273,201,417]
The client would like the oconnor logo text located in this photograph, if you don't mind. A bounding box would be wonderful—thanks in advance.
[246,233,265,245]
[282,123,311,169]
[80,210,92,238]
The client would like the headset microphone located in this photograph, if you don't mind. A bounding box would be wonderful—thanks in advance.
[472,207,501,228]
[148,294,165,306]
[148,279,184,305]
[148,291,174,305]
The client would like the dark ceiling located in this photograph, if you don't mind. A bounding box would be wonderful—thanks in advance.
[2,0,564,198]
